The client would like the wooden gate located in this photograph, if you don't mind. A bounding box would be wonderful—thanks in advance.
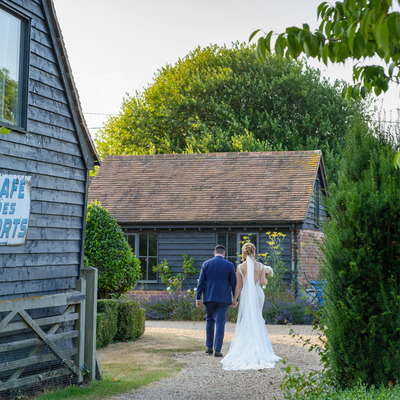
[0,287,86,393]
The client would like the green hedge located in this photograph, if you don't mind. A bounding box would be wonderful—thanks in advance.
[96,299,145,348]
[115,300,146,341]
[96,299,118,348]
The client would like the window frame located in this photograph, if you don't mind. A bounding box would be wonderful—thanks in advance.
[0,4,30,132]
[124,232,158,283]
[216,232,259,265]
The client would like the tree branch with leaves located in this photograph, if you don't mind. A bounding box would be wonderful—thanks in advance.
[252,0,400,167]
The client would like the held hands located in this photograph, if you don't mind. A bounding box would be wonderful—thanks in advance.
[195,300,202,309]
[232,299,238,308]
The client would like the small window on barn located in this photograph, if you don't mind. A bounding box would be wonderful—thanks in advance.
[217,232,258,265]
[0,6,28,129]
[139,233,158,282]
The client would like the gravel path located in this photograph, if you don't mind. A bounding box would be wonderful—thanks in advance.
[109,320,322,400]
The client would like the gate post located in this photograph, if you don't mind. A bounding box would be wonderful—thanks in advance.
[81,266,98,381]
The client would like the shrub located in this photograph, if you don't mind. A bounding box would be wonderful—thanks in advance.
[138,290,205,321]
[263,292,317,325]
[115,300,146,341]
[85,201,141,298]
[96,299,118,348]
[321,123,400,387]
[296,382,400,400]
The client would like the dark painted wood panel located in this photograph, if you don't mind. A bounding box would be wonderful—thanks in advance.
[29,80,68,106]
[0,239,81,255]
[0,155,86,181]
[30,65,64,91]
[0,277,77,297]
[28,105,75,131]
[31,174,85,193]
[1,128,82,158]
[27,120,78,144]
[27,227,82,241]
[30,201,83,218]
[29,213,82,229]
[0,265,78,282]
[30,53,59,77]
[0,141,84,169]
[30,40,57,64]
[31,25,53,49]
[9,0,44,19]
[29,93,72,119]
[32,188,85,206]
[0,253,80,268]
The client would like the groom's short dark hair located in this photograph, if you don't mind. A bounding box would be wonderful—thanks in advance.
[214,245,226,255]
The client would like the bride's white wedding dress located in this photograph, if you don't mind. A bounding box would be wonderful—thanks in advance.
[221,256,281,370]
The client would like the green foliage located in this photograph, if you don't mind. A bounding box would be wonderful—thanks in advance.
[0,67,18,125]
[96,299,118,348]
[115,300,145,341]
[253,0,400,166]
[95,43,367,181]
[259,231,289,294]
[85,201,141,298]
[254,0,400,101]
[152,254,196,292]
[321,121,400,387]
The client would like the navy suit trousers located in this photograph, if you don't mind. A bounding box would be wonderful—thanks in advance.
[204,302,229,352]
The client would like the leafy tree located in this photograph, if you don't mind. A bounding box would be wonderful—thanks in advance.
[321,120,400,387]
[95,43,367,180]
[252,0,400,166]
[85,201,141,298]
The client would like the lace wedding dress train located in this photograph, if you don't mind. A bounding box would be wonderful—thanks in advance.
[221,256,281,370]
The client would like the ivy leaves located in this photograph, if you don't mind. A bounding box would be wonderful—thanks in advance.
[253,0,400,101]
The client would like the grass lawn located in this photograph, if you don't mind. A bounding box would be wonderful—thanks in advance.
[36,333,204,400]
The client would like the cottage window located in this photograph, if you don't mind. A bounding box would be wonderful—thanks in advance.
[124,233,158,282]
[217,232,258,265]
[0,7,28,128]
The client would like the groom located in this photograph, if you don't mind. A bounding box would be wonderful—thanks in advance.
[196,245,237,357]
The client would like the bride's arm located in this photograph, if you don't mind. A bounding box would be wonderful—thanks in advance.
[260,264,268,286]
[232,268,243,306]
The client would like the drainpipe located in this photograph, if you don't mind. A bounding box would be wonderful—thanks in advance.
[291,225,298,297]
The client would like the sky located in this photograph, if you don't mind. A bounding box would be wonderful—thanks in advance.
[52,0,400,137]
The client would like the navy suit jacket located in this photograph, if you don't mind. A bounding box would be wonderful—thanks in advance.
[196,255,236,305]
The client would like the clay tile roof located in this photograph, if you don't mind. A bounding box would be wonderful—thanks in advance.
[88,151,324,225]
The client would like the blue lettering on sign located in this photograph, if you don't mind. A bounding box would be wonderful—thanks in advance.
[0,219,12,238]
[12,219,21,238]
[0,178,9,197]
[18,219,28,238]
[2,202,9,214]
[10,179,18,198]
[18,180,25,199]
[9,203,16,215]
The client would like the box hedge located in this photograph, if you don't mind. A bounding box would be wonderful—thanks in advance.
[96,299,118,348]
[115,300,146,341]
[96,299,145,348]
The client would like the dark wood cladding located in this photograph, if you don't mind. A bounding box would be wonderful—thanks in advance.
[0,0,98,300]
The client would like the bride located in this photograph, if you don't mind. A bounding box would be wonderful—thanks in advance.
[221,243,281,370]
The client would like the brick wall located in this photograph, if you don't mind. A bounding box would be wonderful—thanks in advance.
[298,229,325,286]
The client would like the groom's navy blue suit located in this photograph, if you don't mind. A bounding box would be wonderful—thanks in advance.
[196,254,236,353]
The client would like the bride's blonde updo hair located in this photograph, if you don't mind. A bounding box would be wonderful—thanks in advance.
[242,243,256,261]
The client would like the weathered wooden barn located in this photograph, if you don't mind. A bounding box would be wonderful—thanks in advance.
[88,151,328,292]
[0,0,99,394]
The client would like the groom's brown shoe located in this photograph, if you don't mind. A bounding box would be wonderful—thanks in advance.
[205,348,213,355]
[214,351,223,357]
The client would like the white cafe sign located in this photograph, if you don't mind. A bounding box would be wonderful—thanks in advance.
[0,174,31,245]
